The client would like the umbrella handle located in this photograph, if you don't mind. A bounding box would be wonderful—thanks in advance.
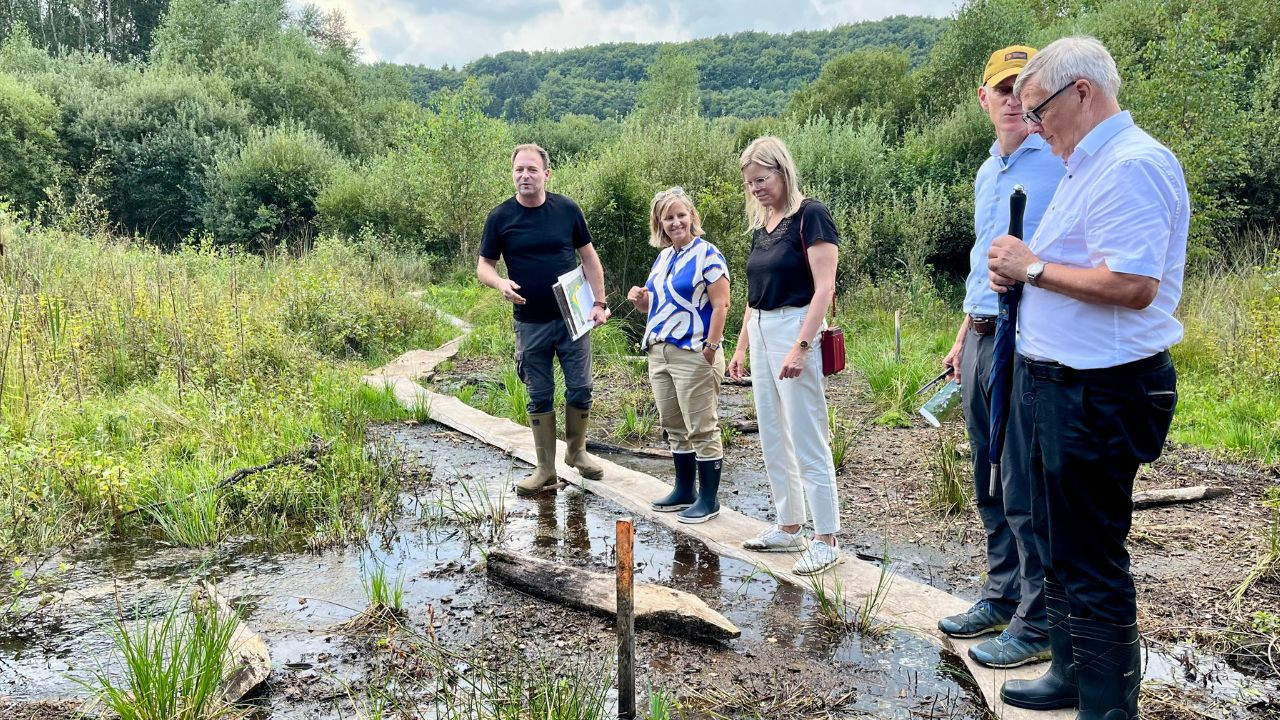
[1010,186,1026,240]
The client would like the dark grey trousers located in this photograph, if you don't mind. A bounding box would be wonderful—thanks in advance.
[514,319,592,414]
[961,327,1046,642]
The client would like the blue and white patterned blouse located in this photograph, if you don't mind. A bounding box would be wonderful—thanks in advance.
[642,237,729,351]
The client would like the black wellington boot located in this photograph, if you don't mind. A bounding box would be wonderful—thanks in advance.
[1072,615,1141,720]
[652,451,697,512]
[677,457,721,524]
[1001,580,1079,710]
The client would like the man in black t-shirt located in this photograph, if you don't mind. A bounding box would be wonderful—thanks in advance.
[477,143,609,495]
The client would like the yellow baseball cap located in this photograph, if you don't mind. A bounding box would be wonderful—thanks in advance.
[983,45,1037,87]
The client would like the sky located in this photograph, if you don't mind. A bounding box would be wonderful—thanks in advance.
[292,0,959,68]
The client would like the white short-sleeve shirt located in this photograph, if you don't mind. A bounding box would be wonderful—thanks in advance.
[1018,111,1189,369]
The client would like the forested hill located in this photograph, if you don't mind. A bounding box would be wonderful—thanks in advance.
[398,15,948,120]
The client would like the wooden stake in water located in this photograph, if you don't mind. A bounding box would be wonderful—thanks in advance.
[894,310,902,363]
[616,517,636,720]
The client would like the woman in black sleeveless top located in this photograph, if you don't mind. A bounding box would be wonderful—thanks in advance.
[727,136,842,576]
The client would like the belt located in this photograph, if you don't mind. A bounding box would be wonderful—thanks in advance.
[1024,350,1171,382]
[969,314,996,336]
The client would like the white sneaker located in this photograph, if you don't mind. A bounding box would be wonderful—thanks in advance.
[793,539,842,575]
[742,527,809,553]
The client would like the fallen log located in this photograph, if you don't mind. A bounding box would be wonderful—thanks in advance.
[587,439,673,458]
[1133,485,1232,509]
[486,550,740,643]
[192,581,272,703]
[729,420,758,434]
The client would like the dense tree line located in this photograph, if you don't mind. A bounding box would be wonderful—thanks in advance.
[397,15,947,120]
[0,0,1277,297]
[0,0,169,60]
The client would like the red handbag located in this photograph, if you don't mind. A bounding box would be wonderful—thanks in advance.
[799,212,845,376]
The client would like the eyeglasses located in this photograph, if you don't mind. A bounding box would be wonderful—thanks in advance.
[743,170,777,189]
[1022,80,1078,125]
[654,186,687,200]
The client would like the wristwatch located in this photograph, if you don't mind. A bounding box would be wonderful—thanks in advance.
[798,339,812,351]
[592,300,608,311]
[1026,261,1046,287]
[705,341,722,351]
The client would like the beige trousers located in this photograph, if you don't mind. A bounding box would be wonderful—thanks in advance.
[647,342,725,459]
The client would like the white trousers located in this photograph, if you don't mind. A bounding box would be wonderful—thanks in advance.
[748,305,841,534]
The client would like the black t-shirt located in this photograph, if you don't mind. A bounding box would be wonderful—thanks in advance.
[745,199,840,310]
[479,192,594,323]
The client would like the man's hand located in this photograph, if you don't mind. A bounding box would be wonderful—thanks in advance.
[943,338,963,386]
[590,304,610,326]
[499,279,526,305]
[988,234,1038,293]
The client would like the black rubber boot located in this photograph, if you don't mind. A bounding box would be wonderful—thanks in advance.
[652,451,697,512]
[1072,615,1141,720]
[677,458,721,524]
[1001,580,1079,710]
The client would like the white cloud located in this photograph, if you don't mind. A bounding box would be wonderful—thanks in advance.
[291,0,957,67]
[501,0,693,55]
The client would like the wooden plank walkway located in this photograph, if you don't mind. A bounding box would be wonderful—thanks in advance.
[365,337,1071,720]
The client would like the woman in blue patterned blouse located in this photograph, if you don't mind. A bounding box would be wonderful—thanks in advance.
[626,187,731,523]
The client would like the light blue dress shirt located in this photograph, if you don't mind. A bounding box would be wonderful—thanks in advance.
[1018,111,1189,369]
[965,133,1065,316]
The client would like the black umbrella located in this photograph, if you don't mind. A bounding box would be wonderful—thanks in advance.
[987,185,1027,495]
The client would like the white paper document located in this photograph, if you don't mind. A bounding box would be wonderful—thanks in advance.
[552,265,597,341]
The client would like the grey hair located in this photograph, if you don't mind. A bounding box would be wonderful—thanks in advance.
[1014,36,1121,100]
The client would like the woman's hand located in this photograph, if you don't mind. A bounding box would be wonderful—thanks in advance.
[702,346,717,365]
[626,286,649,312]
[728,347,748,380]
[778,344,807,380]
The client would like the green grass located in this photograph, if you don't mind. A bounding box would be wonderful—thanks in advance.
[828,406,851,471]
[1169,253,1280,463]
[78,591,240,720]
[362,560,406,614]
[0,216,448,559]
[837,282,955,427]
[927,432,969,516]
[614,402,657,442]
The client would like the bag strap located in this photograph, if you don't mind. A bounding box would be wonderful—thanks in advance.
[797,204,836,324]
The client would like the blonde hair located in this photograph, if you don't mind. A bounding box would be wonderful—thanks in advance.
[511,143,550,169]
[739,136,805,231]
[648,187,704,248]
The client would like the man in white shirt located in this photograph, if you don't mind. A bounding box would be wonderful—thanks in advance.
[987,36,1188,719]
[937,44,1064,671]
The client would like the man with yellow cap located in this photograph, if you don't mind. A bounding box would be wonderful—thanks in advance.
[936,44,1065,669]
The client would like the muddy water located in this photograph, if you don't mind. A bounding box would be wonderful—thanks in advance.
[1,421,1270,719]
[0,422,986,718]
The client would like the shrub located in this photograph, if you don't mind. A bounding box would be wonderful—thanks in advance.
[0,71,62,211]
[71,69,249,243]
[202,123,344,252]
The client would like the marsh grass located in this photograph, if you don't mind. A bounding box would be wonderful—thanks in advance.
[802,544,895,638]
[79,592,240,720]
[414,640,613,720]
[614,402,657,442]
[828,406,850,471]
[434,475,510,545]
[1229,491,1280,611]
[1171,247,1280,462]
[0,217,447,558]
[927,432,969,516]
[361,560,406,615]
[852,548,896,638]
